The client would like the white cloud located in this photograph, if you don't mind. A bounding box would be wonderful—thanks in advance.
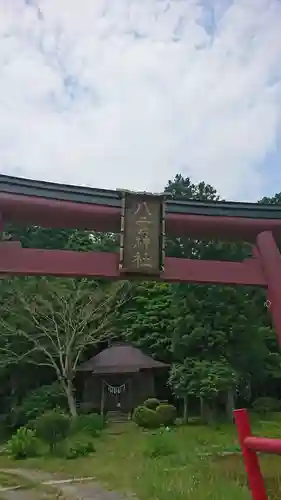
[0,0,281,200]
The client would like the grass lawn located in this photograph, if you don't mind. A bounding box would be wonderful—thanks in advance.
[0,416,281,499]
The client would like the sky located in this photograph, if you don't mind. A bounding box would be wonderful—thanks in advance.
[0,0,281,202]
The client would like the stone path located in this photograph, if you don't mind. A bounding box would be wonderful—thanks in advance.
[0,469,132,500]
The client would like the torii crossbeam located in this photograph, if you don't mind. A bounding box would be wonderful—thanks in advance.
[1,174,281,345]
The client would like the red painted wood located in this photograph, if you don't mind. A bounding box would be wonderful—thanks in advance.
[245,436,281,454]
[256,231,281,346]
[0,247,119,279]
[0,246,266,285]
[2,192,281,240]
[167,213,281,241]
[0,193,121,233]
[0,241,21,249]
[252,246,273,311]
[234,409,267,500]
[164,256,265,286]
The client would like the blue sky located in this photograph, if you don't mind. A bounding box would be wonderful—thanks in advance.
[0,0,281,202]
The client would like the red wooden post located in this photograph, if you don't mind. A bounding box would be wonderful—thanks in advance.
[252,245,273,316]
[256,231,281,347]
[245,436,281,454]
[234,409,267,500]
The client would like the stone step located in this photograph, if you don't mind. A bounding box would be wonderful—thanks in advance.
[106,411,130,422]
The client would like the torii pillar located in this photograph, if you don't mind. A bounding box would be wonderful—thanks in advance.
[256,231,281,347]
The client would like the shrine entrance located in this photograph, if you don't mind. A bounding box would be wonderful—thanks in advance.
[77,343,167,415]
[0,174,281,348]
[103,377,129,412]
[2,175,281,499]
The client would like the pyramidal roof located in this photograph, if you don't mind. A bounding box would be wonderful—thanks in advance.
[77,343,168,374]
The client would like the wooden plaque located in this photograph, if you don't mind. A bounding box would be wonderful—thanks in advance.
[119,192,165,276]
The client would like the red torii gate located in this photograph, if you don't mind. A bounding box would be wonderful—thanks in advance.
[1,174,281,498]
[234,408,281,500]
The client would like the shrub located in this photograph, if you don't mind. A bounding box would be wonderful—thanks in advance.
[63,433,96,459]
[25,419,37,431]
[7,427,39,459]
[11,383,67,429]
[253,397,281,415]
[71,413,105,437]
[133,406,160,429]
[143,398,160,411]
[34,410,70,452]
[156,404,177,426]
[144,431,176,458]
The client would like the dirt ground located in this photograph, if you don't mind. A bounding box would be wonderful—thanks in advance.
[0,468,131,500]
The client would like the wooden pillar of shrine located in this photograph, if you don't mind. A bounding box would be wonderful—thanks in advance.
[100,380,105,416]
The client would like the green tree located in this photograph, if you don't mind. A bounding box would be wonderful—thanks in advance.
[169,358,237,422]
[4,225,79,250]
[165,174,271,420]
[0,277,131,416]
[0,225,120,415]
[117,281,175,361]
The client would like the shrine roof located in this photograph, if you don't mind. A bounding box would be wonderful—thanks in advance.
[77,343,168,374]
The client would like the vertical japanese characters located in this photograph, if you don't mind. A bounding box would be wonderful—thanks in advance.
[120,192,164,276]
[132,201,153,269]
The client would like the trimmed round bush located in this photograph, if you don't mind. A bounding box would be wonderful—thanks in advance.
[143,398,160,411]
[34,410,70,452]
[253,397,281,415]
[156,404,177,426]
[133,406,160,429]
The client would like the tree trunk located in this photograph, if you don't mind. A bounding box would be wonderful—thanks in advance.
[183,395,188,424]
[65,379,77,417]
[226,389,235,423]
[200,398,213,423]
[200,398,206,421]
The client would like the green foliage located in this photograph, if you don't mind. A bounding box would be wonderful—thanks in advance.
[7,427,39,459]
[16,383,67,426]
[0,275,131,418]
[134,403,177,428]
[169,358,237,400]
[133,406,161,429]
[165,174,220,201]
[63,433,96,459]
[34,410,70,451]
[117,281,174,361]
[4,226,90,251]
[143,398,161,411]
[71,413,105,437]
[144,431,176,458]
[155,404,177,426]
[253,397,281,415]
